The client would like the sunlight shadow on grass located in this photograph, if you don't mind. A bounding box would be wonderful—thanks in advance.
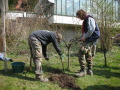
[84,85,120,90]
[0,69,35,81]
[94,65,120,78]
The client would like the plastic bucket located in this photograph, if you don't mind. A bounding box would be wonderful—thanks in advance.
[11,62,25,73]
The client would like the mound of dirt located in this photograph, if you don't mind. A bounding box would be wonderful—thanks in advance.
[49,73,81,90]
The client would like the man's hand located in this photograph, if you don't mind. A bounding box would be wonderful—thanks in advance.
[60,54,64,61]
[79,37,86,42]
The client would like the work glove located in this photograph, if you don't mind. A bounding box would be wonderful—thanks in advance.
[45,55,49,61]
[44,53,49,61]
[45,57,49,61]
[60,54,64,61]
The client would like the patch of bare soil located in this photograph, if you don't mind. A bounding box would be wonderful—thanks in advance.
[48,73,81,90]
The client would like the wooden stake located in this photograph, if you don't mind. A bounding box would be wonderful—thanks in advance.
[2,0,7,72]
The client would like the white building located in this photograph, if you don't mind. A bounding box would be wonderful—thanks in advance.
[34,0,120,25]
[3,0,120,26]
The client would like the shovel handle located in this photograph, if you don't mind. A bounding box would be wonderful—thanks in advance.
[60,59,64,71]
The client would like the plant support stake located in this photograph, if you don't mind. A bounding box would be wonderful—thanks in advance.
[2,0,7,72]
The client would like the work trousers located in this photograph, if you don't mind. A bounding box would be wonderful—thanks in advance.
[78,41,96,70]
[28,36,43,75]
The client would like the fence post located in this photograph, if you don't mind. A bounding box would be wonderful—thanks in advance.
[2,0,7,72]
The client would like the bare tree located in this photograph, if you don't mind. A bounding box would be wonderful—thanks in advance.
[87,0,118,66]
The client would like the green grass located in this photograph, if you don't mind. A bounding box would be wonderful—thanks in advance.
[0,46,120,90]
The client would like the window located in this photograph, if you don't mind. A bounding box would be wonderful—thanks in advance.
[55,0,80,16]
[113,0,119,20]
[57,0,62,14]
[66,0,74,16]
[74,0,80,16]
[54,0,57,14]
[62,0,66,15]
[118,0,120,21]
[80,0,85,10]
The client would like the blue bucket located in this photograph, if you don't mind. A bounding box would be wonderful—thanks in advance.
[11,62,25,73]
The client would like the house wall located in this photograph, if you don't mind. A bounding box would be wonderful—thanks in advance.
[48,15,83,25]
[6,11,37,19]
[48,0,54,3]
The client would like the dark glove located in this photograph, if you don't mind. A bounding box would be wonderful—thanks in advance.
[45,57,49,61]
[60,54,64,61]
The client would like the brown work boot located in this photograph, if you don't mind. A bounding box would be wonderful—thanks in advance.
[87,69,93,75]
[75,70,86,77]
[36,75,49,82]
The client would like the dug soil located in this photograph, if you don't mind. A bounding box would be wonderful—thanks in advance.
[48,73,81,90]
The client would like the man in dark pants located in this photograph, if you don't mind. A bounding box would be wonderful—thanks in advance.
[28,30,63,82]
[75,9,100,77]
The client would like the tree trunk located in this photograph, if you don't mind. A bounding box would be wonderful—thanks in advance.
[103,49,107,66]
[67,44,71,70]
[68,47,70,69]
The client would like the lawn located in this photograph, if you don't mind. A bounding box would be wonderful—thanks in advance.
[0,46,120,90]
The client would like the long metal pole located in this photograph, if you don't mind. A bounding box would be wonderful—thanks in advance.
[2,0,7,72]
